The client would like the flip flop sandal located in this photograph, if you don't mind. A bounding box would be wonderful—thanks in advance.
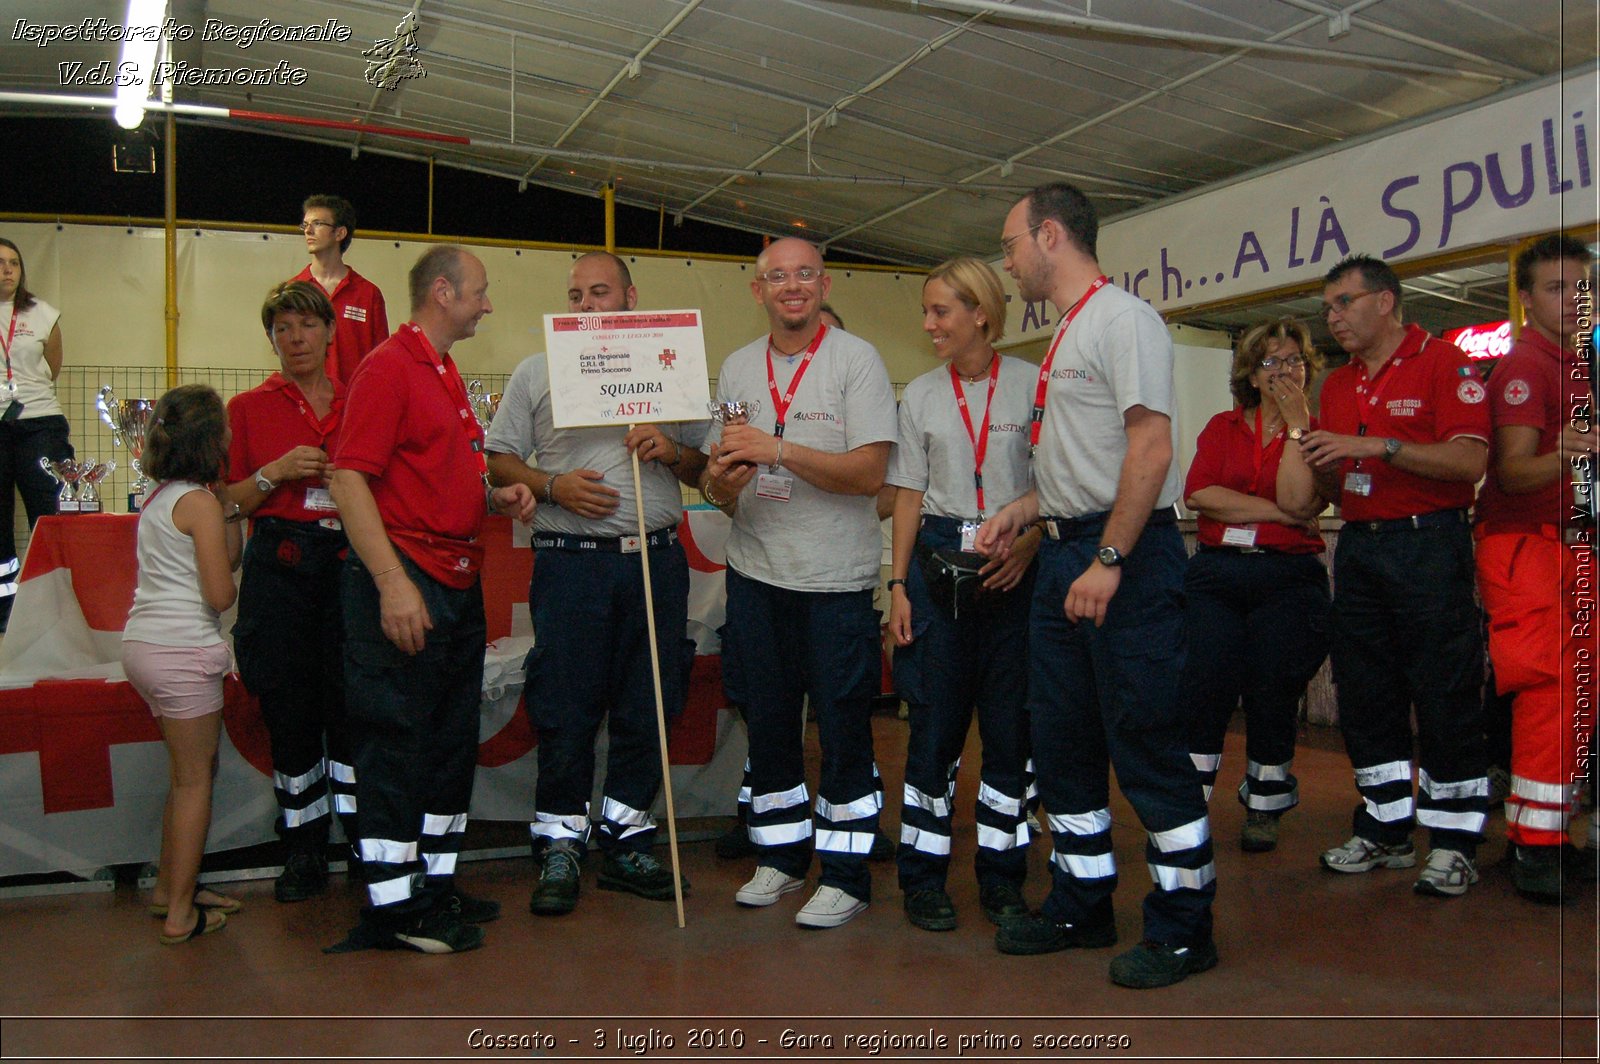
[148,889,243,919]
[158,908,227,945]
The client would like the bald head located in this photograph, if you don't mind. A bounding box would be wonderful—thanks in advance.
[567,251,637,312]
[752,238,831,339]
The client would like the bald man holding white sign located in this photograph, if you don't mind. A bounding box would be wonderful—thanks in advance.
[486,251,708,918]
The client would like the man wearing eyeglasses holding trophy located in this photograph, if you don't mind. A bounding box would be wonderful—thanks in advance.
[702,238,897,929]
[1301,254,1491,898]
[291,194,390,392]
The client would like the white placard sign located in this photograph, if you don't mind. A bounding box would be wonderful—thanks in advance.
[544,309,711,429]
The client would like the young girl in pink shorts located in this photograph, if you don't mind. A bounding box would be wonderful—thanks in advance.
[121,385,245,944]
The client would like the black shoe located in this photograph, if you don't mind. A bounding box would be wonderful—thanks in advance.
[529,842,582,916]
[597,850,685,901]
[1239,810,1280,853]
[322,918,401,954]
[868,829,895,862]
[445,889,502,923]
[1512,844,1563,903]
[978,881,1029,927]
[714,821,757,860]
[1109,939,1218,989]
[393,907,485,955]
[903,889,958,932]
[275,851,329,903]
[996,912,1117,955]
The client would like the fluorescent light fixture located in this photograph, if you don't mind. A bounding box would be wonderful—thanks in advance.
[114,0,167,130]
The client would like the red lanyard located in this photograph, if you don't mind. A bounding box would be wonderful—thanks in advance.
[1029,276,1108,454]
[283,378,339,446]
[949,355,1000,518]
[1248,406,1282,488]
[405,324,486,474]
[1,306,16,391]
[765,323,828,438]
[1354,339,1423,437]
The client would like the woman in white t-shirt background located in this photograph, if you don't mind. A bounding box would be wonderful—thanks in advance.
[0,236,72,633]
[120,384,245,944]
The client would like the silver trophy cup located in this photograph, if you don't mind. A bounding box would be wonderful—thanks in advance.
[96,385,156,510]
[76,459,116,513]
[39,457,83,513]
[707,398,763,470]
[466,379,502,435]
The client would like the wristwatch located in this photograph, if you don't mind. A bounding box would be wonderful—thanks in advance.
[1096,545,1124,568]
[1287,426,1307,443]
[254,468,277,493]
[1381,437,1402,462]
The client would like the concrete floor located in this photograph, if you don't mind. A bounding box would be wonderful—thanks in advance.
[1,715,1595,1062]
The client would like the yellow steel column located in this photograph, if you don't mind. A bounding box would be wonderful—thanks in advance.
[427,156,435,236]
[164,109,178,386]
[604,183,615,252]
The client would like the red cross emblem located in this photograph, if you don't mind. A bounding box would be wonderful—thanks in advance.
[659,348,677,369]
[1503,379,1531,406]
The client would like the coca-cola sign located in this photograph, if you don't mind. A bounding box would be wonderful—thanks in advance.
[1444,320,1512,360]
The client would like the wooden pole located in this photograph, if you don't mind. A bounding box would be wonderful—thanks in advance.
[629,437,686,927]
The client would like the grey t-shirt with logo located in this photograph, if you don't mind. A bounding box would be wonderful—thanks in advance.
[1033,284,1183,517]
[486,352,708,537]
[707,327,897,592]
[887,354,1035,520]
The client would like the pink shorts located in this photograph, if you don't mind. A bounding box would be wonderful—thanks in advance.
[122,641,232,719]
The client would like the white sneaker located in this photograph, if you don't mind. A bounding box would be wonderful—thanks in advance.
[794,885,868,929]
[735,866,804,907]
[1413,848,1479,897]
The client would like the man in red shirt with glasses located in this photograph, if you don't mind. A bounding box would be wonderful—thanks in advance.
[1302,254,1490,898]
[292,194,390,391]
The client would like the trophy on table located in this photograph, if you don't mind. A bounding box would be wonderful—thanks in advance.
[76,459,116,513]
[96,385,156,511]
[39,457,83,513]
[466,379,502,435]
[707,399,762,468]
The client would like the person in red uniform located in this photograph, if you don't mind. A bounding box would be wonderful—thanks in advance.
[226,281,355,903]
[1301,254,1491,897]
[1475,233,1597,900]
[292,194,389,392]
[1180,318,1330,854]
[1305,252,1491,889]
[327,245,535,955]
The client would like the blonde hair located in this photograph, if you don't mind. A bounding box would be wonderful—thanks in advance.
[925,257,1006,343]
[1230,318,1323,408]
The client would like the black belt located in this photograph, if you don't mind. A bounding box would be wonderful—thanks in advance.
[1197,543,1264,555]
[1344,508,1469,534]
[1039,506,1178,541]
[533,527,678,553]
[920,514,978,534]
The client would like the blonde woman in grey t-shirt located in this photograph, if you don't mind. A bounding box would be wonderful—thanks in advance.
[885,257,1041,932]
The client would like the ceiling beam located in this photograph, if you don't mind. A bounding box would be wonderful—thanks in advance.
[1270,0,1536,79]
[895,0,1507,82]
[517,0,706,185]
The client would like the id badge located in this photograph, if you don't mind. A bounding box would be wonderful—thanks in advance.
[959,520,980,552]
[755,472,793,502]
[1344,471,1373,497]
[1221,524,1258,548]
[304,486,337,511]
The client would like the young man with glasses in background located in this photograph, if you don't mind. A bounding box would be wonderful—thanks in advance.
[1301,253,1491,898]
[291,194,390,393]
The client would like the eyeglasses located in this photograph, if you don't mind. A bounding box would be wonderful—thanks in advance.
[1258,354,1307,370]
[1000,223,1043,259]
[298,220,334,234]
[758,267,823,286]
[1319,290,1379,320]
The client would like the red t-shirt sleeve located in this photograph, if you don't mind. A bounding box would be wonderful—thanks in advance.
[226,394,251,483]
[1183,413,1230,499]
[1487,352,1549,432]
[333,357,405,477]
[1430,342,1491,442]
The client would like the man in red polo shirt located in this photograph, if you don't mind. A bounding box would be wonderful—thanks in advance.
[328,245,535,955]
[1475,234,1597,901]
[293,194,390,391]
[1301,254,1491,897]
